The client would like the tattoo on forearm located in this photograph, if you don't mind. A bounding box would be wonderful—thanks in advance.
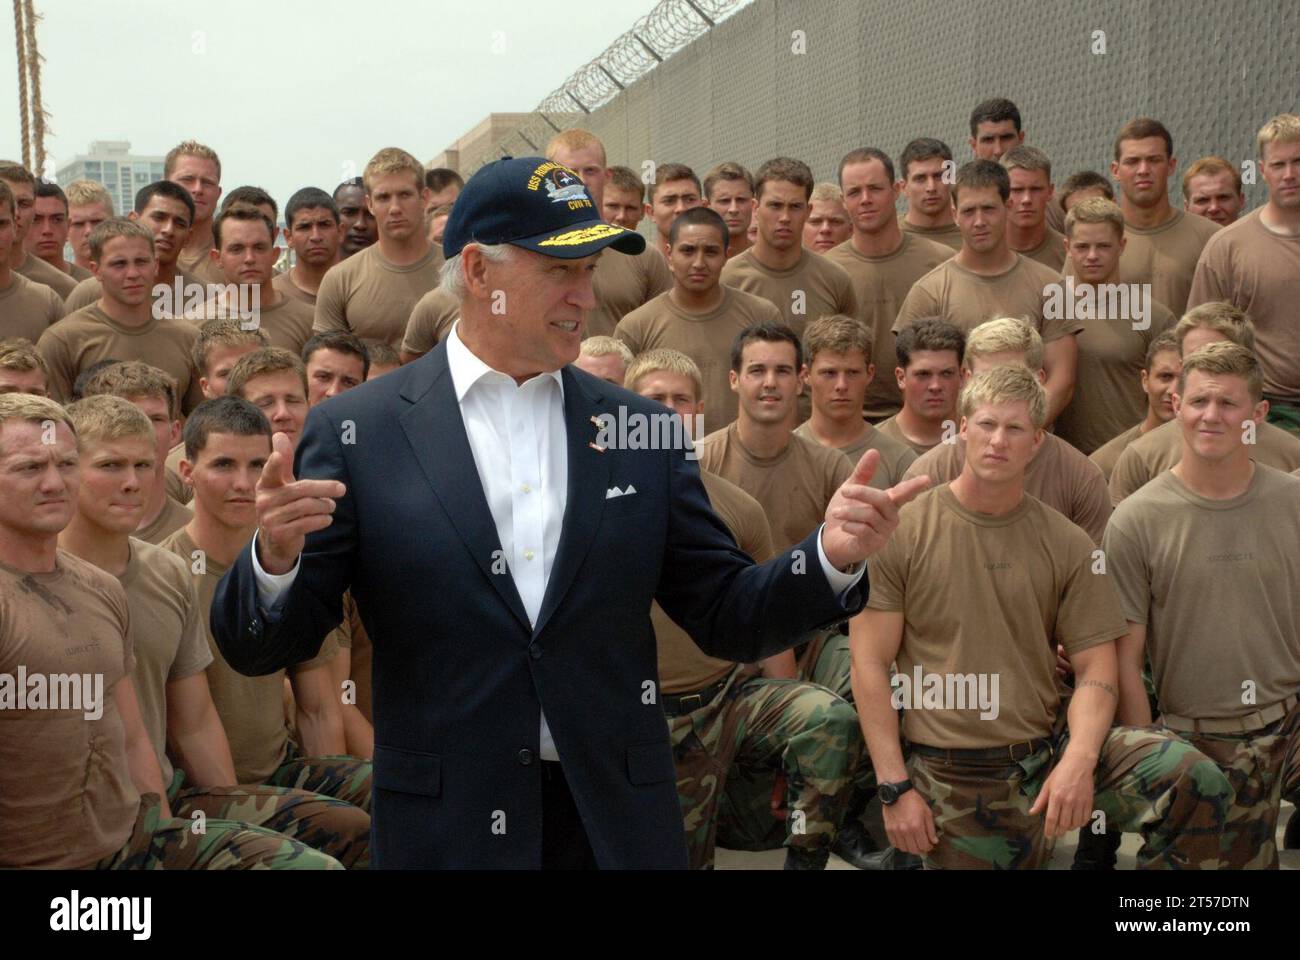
[1078,679,1118,699]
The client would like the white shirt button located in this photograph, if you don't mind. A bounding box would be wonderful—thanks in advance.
[521,483,532,493]
[524,549,536,561]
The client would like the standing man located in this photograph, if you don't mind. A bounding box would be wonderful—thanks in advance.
[616,206,781,433]
[314,149,443,348]
[1188,114,1300,436]
[546,130,671,337]
[1182,157,1246,227]
[721,157,857,340]
[828,147,953,420]
[334,178,377,259]
[1001,146,1065,269]
[1053,198,1177,455]
[276,188,342,307]
[210,155,928,869]
[166,140,225,286]
[968,98,1025,160]
[898,139,963,251]
[0,181,64,343]
[0,161,77,299]
[895,160,1081,423]
[704,161,756,261]
[1108,118,1219,314]
[27,181,89,279]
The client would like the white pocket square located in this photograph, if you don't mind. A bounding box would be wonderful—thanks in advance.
[606,484,637,499]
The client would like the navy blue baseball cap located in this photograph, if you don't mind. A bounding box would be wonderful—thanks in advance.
[442,156,646,260]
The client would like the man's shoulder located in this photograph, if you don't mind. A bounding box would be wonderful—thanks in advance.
[1126,418,1179,457]
[38,304,100,339]
[617,291,672,328]
[1044,432,1104,475]
[791,429,854,477]
[1014,253,1064,284]
[1179,209,1222,242]
[905,435,961,479]
[127,537,192,591]
[700,469,765,526]
[320,247,373,290]
[11,270,65,306]
[803,249,853,286]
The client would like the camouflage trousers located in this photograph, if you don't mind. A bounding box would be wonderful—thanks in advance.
[1265,396,1300,437]
[168,770,370,868]
[1181,706,1300,869]
[669,664,862,868]
[268,740,374,814]
[908,724,1233,869]
[96,792,342,870]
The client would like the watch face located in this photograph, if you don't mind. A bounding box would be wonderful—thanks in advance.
[879,783,899,804]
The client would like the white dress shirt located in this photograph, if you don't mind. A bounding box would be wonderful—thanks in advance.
[253,321,863,762]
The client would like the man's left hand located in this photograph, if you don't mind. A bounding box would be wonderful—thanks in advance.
[821,449,930,571]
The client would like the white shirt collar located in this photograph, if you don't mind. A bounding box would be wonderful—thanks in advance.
[445,320,565,403]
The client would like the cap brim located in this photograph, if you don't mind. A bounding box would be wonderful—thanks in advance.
[512,221,647,259]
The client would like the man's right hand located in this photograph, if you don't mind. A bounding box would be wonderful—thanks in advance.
[882,789,938,856]
[255,432,347,575]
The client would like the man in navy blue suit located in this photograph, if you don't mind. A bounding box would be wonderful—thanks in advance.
[210,156,930,869]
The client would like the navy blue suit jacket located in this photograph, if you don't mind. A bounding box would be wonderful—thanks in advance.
[210,341,866,868]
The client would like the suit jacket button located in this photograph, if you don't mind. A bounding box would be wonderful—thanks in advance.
[518,749,534,765]
[530,645,542,660]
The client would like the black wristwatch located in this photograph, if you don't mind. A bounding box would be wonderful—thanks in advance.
[877,779,914,805]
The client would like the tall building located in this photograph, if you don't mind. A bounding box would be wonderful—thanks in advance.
[55,141,164,214]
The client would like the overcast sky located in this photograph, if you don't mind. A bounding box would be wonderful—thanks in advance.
[1,0,663,207]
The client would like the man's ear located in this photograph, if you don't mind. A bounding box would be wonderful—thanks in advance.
[729,369,739,392]
[169,420,181,446]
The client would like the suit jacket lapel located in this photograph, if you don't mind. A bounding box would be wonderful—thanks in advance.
[533,366,610,638]
[397,345,532,635]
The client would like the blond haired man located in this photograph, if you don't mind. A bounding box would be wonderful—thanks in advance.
[314,148,442,347]
[1106,342,1300,867]
[902,317,1111,543]
[803,183,853,254]
[166,140,225,286]
[0,337,49,395]
[574,334,632,385]
[1110,303,1300,502]
[1189,114,1300,435]
[65,179,114,271]
[851,364,1232,869]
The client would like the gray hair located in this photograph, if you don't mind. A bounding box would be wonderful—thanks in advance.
[439,242,515,300]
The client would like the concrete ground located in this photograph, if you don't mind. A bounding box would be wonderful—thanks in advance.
[715,801,1298,870]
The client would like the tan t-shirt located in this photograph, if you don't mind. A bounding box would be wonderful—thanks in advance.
[272,268,318,308]
[1089,422,1145,483]
[825,233,954,419]
[697,420,852,552]
[1188,209,1300,402]
[68,262,92,281]
[325,590,374,723]
[894,254,1082,344]
[587,246,673,338]
[165,442,191,504]
[866,485,1126,748]
[188,289,315,355]
[314,243,443,348]
[176,244,225,287]
[794,419,917,490]
[875,413,940,458]
[0,551,137,868]
[1111,209,1218,315]
[1053,295,1177,454]
[135,495,193,547]
[401,286,460,357]
[656,471,776,694]
[16,251,76,299]
[119,538,213,786]
[616,287,781,435]
[721,247,858,339]
[1104,466,1300,718]
[901,220,963,252]
[36,305,201,410]
[161,527,335,783]
[902,432,1112,544]
[0,270,65,343]
[61,271,193,317]
[1017,226,1066,271]
[1109,418,1300,503]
